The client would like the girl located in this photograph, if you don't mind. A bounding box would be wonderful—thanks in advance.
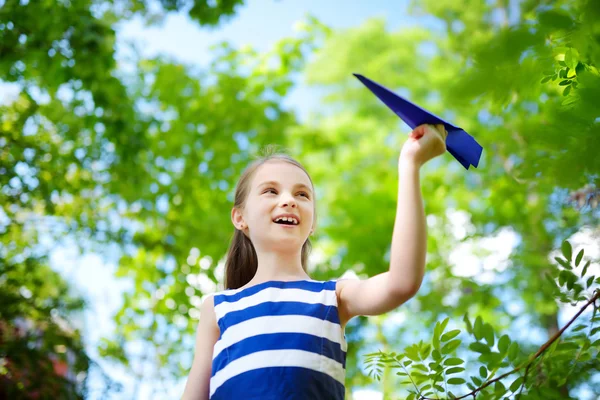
[182,124,448,399]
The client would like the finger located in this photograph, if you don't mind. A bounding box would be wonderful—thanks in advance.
[412,125,426,139]
[436,124,447,140]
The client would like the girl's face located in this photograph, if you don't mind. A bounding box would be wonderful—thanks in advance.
[233,161,315,250]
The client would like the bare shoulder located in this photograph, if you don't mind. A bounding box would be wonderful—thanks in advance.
[335,277,361,297]
[199,294,219,334]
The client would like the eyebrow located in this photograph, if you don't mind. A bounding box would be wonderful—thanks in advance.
[258,180,313,193]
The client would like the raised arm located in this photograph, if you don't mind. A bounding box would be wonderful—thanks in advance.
[181,295,220,400]
[337,124,448,326]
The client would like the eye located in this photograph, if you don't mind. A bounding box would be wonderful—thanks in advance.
[264,188,277,194]
[299,192,310,198]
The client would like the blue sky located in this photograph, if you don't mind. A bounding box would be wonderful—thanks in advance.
[114,0,436,121]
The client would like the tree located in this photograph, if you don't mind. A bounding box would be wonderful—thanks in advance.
[0,0,276,397]
[2,0,599,398]
[298,0,599,397]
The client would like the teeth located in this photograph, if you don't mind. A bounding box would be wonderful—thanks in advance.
[275,217,298,225]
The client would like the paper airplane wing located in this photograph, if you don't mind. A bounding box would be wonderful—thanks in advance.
[353,73,483,169]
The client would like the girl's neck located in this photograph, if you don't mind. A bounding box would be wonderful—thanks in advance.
[247,272,311,285]
[251,250,308,284]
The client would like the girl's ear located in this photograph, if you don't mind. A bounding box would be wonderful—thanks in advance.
[231,207,245,230]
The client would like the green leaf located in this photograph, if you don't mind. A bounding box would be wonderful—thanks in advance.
[405,345,420,361]
[479,366,487,379]
[563,85,571,96]
[446,367,465,375]
[433,384,445,392]
[469,342,490,354]
[483,324,495,347]
[448,378,466,385]
[540,76,551,83]
[559,79,571,86]
[566,275,575,290]
[561,240,572,261]
[431,363,444,373]
[575,249,584,266]
[440,317,450,333]
[433,335,440,352]
[510,376,524,392]
[432,349,442,362]
[471,376,482,386]
[556,256,572,271]
[559,69,567,78]
[587,276,595,288]
[477,351,502,367]
[474,316,483,340]
[441,329,461,342]
[494,381,507,395]
[581,260,591,277]
[498,335,511,354]
[565,49,574,69]
[508,342,520,361]
[412,371,429,385]
[463,314,473,334]
[413,363,429,373]
[442,339,461,355]
[444,358,464,366]
[419,343,431,360]
[559,270,568,286]
[565,48,578,70]
[433,321,442,350]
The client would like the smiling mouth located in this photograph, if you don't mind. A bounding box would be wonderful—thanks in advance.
[273,221,299,228]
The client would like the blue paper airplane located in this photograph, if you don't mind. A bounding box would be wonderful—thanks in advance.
[354,73,483,170]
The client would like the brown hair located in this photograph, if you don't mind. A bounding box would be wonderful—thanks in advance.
[224,145,316,290]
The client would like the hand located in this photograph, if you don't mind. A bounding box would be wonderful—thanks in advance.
[399,124,448,168]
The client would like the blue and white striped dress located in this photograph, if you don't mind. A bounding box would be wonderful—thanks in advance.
[209,279,348,399]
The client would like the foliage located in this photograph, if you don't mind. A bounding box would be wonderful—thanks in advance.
[1,0,599,398]
[299,0,600,397]
[365,240,600,399]
[0,0,260,397]
[112,0,246,26]
[0,256,90,399]
[1,0,329,395]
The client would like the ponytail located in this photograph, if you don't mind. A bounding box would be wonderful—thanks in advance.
[224,229,258,289]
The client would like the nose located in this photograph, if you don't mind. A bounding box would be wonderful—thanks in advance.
[279,192,297,208]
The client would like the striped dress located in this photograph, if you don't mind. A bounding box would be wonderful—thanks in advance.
[209,279,348,400]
